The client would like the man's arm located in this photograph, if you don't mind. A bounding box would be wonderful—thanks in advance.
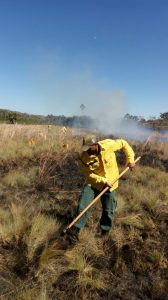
[79,160,107,188]
[110,139,135,166]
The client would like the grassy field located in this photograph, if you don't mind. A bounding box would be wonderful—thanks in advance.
[0,124,168,300]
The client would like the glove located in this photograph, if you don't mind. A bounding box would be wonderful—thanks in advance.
[104,181,113,189]
[128,162,135,171]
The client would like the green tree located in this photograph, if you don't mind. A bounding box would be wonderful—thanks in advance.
[7,112,18,124]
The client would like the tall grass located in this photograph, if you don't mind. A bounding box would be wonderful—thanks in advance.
[26,214,58,262]
[0,204,30,242]
[0,124,82,161]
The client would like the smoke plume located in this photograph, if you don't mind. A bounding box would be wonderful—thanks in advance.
[29,53,153,141]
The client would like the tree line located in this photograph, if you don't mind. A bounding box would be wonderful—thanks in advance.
[0,108,168,130]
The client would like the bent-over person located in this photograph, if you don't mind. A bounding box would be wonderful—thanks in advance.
[68,135,135,241]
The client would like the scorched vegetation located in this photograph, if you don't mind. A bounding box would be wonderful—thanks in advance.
[0,124,168,300]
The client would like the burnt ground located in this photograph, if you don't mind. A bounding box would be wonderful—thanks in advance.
[0,149,168,299]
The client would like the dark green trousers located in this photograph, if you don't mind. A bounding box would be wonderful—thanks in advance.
[74,185,117,231]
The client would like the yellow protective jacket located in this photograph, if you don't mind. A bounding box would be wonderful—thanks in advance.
[79,139,135,192]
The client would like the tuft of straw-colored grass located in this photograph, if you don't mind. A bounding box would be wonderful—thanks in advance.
[75,228,104,257]
[0,204,30,242]
[35,242,66,279]
[148,250,168,269]
[2,170,31,188]
[112,226,126,248]
[65,251,107,292]
[26,214,58,261]
[151,277,167,298]
[14,284,50,300]
[113,256,127,272]
[116,213,144,229]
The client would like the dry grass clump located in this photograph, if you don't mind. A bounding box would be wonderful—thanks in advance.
[64,250,107,296]
[151,277,168,299]
[26,214,58,262]
[132,140,168,171]
[77,229,104,257]
[119,165,168,216]
[2,170,31,188]
[37,243,66,275]
[117,213,144,229]
[0,209,65,299]
[111,226,126,248]
[14,285,50,300]
[0,204,30,243]
[37,151,84,192]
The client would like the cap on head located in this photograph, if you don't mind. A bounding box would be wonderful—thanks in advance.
[82,134,96,151]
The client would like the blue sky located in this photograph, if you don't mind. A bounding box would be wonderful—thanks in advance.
[0,0,167,119]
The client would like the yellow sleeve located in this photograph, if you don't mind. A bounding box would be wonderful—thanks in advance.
[111,139,135,165]
[79,160,107,187]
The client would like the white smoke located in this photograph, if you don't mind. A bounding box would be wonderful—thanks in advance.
[29,53,154,141]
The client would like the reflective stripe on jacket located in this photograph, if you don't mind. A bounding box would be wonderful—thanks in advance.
[79,139,135,191]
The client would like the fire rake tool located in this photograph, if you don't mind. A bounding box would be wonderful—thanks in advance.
[63,156,141,234]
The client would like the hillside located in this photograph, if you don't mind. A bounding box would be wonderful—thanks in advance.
[0,108,95,129]
[0,108,168,131]
[0,109,46,125]
[0,124,168,299]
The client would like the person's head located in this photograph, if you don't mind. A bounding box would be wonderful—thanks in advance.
[82,135,100,155]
